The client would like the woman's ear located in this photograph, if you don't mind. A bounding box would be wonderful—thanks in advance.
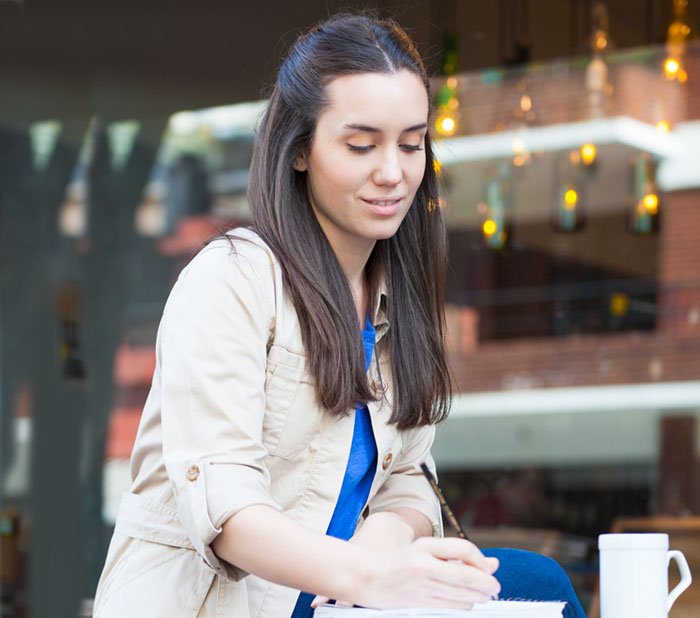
[293,153,308,172]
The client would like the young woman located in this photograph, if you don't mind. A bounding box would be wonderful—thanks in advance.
[93,14,584,618]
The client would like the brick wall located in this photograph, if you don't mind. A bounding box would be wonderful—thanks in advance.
[659,189,700,335]
[451,42,700,135]
[447,186,700,392]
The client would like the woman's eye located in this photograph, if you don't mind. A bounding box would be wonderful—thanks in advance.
[347,144,375,153]
[346,143,424,154]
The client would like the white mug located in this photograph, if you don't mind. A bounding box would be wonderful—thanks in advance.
[599,533,692,618]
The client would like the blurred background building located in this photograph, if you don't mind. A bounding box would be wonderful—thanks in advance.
[1,1,699,616]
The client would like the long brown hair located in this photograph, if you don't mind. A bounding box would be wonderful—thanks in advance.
[245,13,450,429]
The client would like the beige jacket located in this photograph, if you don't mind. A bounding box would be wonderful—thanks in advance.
[93,229,442,618]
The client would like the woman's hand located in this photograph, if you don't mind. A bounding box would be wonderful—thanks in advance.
[312,513,499,610]
[354,536,500,610]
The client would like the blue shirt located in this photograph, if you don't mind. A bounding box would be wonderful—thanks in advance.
[290,318,378,618]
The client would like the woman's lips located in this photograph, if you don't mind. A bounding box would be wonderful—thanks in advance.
[361,197,403,216]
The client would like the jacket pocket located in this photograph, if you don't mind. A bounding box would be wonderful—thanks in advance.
[263,345,319,460]
[95,540,213,617]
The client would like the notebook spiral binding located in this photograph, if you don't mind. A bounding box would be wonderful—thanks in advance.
[494,598,566,603]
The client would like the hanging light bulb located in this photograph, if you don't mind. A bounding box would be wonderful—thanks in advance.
[511,136,531,168]
[552,154,587,233]
[584,2,611,175]
[609,292,631,318]
[642,192,659,214]
[664,0,695,82]
[509,78,536,168]
[553,184,585,232]
[480,170,512,250]
[435,76,460,138]
[512,78,536,127]
[434,33,461,138]
[580,143,597,166]
[629,154,660,235]
[590,1,612,52]
[434,107,459,138]
[664,57,681,79]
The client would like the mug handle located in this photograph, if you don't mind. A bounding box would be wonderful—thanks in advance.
[667,550,692,611]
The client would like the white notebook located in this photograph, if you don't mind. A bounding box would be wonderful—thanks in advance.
[314,600,565,617]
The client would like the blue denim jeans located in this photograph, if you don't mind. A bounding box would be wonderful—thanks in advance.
[482,548,586,618]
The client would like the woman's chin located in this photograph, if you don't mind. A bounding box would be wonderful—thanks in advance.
[364,220,405,241]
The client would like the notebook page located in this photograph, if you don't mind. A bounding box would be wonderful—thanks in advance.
[314,599,565,617]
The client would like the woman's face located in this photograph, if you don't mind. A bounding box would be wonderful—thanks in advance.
[295,70,429,258]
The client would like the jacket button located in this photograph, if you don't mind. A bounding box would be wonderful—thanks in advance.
[186,465,200,482]
[382,452,393,470]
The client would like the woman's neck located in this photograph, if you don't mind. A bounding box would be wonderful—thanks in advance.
[326,235,374,327]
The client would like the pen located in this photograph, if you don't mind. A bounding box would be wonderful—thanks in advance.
[420,461,469,541]
[421,462,502,601]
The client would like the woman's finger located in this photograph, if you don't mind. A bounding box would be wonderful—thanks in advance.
[429,562,501,597]
[425,580,494,607]
[417,537,498,573]
[310,595,329,608]
[311,595,353,609]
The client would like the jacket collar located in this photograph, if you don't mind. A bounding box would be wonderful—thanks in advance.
[370,278,389,342]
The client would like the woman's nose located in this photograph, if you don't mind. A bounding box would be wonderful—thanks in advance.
[373,149,402,186]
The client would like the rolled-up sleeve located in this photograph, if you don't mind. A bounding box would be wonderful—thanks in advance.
[158,243,281,574]
[368,424,444,537]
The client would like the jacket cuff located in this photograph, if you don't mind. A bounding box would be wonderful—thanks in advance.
[175,458,282,579]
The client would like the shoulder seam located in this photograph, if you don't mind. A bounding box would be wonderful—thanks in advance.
[236,252,276,343]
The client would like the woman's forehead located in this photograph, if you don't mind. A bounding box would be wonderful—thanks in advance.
[321,70,429,131]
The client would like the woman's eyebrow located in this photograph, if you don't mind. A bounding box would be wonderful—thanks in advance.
[343,122,428,134]
[403,122,428,133]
